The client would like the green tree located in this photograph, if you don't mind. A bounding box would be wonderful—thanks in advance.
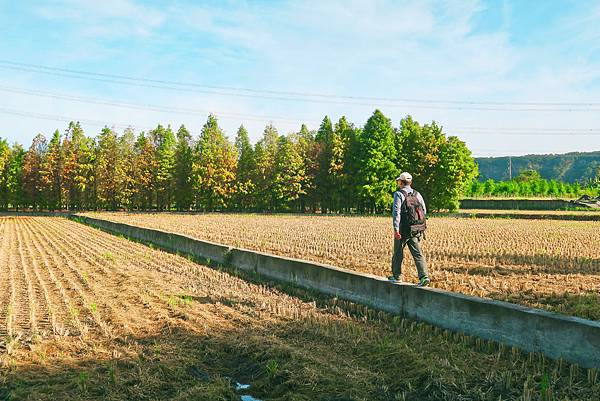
[296,124,318,212]
[0,139,11,210]
[434,136,478,210]
[40,130,64,211]
[7,143,25,210]
[340,120,361,213]
[233,125,256,210]
[331,116,352,212]
[131,133,156,210]
[23,134,47,210]
[514,170,542,183]
[252,123,279,210]
[398,116,478,210]
[96,127,124,210]
[174,125,194,211]
[118,128,137,210]
[62,122,94,210]
[150,125,176,210]
[315,116,335,212]
[396,117,445,208]
[193,115,237,211]
[272,134,305,210]
[357,110,398,212]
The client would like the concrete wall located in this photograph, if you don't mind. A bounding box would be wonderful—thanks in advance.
[74,215,600,369]
[451,212,600,221]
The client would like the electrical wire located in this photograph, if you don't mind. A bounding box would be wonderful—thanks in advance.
[3,59,600,111]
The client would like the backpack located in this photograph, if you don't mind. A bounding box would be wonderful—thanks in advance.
[399,190,427,237]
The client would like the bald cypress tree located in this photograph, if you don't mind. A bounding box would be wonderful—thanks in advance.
[315,116,334,212]
[7,143,25,210]
[96,127,123,210]
[193,115,237,211]
[40,130,64,211]
[131,133,156,210]
[357,110,398,212]
[62,122,94,210]
[23,134,47,210]
[0,139,11,210]
[174,125,194,211]
[253,123,279,210]
[273,134,305,211]
[234,125,256,210]
[398,116,477,211]
[296,124,318,212]
[150,125,176,210]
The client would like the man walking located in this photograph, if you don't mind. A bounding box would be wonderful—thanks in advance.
[389,172,430,287]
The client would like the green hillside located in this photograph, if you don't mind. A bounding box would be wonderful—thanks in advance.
[475,151,600,183]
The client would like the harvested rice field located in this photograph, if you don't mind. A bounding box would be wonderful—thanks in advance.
[83,212,600,320]
[2,216,599,400]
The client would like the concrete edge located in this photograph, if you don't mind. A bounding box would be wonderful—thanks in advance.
[71,214,600,368]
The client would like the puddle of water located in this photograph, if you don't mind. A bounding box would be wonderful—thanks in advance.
[240,396,261,401]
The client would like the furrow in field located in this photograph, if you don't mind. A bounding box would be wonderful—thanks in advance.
[31,218,142,336]
[13,217,37,336]
[52,218,199,279]
[22,218,106,336]
[40,219,211,333]
[19,218,82,335]
[0,218,11,337]
[7,218,31,337]
[37,218,121,276]
[30,218,114,279]
[17,217,57,336]
[52,219,252,325]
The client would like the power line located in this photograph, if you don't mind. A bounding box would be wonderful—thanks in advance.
[3,102,600,138]
[0,85,319,124]
[448,129,600,136]
[3,59,600,111]
[2,59,600,106]
[450,126,600,132]
[0,107,151,131]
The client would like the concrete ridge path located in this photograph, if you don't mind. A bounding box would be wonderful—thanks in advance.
[72,214,600,369]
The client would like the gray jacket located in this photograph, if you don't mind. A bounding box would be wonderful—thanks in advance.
[392,185,427,232]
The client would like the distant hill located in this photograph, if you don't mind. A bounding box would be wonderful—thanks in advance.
[475,151,600,183]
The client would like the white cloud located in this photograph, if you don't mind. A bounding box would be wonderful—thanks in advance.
[33,0,166,38]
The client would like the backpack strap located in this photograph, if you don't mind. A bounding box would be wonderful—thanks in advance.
[398,189,409,213]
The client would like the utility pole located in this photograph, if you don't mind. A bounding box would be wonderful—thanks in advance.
[508,156,512,180]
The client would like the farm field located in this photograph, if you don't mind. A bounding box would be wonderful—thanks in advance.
[83,212,600,321]
[3,217,598,400]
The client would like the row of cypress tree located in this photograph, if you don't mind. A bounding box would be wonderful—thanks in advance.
[0,109,478,212]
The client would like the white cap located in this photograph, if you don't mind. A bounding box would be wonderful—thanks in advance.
[396,172,412,182]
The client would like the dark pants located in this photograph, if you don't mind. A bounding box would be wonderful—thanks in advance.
[391,234,428,279]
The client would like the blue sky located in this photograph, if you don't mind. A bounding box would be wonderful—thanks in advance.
[1,0,600,157]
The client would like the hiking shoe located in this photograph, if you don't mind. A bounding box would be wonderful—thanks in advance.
[418,276,431,287]
[388,275,402,284]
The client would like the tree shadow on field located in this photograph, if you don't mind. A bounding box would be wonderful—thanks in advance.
[2,307,600,401]
[0,321,435,401]
[429,249,600,276]
[489,290,600,321]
